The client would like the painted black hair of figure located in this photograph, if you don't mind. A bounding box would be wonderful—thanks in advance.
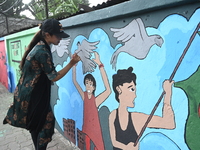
[84,74,96,95]
[112,67,136,102]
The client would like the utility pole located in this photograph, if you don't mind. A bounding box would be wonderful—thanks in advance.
[44,0,48,19]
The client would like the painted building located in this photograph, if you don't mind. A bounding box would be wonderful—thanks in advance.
[1,0,200,149]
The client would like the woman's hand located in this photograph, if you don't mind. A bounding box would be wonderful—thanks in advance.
[70,53,81,65]
[52,53,80,82]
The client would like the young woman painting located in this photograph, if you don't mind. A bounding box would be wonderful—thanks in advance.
[3,19,80,150]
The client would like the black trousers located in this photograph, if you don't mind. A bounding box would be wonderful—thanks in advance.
[30,130,48,150]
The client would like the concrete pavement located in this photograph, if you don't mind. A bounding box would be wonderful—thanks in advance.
[0,83,79,150]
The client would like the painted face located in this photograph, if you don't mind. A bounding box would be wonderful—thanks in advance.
[85,79,95,94]
[118,81,136,107]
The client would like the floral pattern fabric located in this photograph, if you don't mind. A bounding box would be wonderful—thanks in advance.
[3,42,57,147]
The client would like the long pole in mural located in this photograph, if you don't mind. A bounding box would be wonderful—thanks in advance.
[134,22,200,146]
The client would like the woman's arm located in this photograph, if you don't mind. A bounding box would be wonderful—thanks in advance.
[52,53,80,82]
[93,52,111,107]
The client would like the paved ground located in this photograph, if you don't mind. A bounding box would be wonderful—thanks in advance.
[0,83,79,150]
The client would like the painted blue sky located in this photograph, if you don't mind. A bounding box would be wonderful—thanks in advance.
[54,8,200,149]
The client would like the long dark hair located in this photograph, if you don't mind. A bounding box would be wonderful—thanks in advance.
[112,67,136,102]
[19,29,53,70]
[19,30,42,70]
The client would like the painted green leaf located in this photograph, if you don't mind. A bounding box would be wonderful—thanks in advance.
[175,66,200,150]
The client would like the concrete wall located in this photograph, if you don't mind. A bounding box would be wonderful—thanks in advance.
[51,0,200,150]
[1,0,200,149]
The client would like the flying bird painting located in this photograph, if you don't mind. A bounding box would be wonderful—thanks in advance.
[51,39,71,57]
[74,39,99,74]
[110,18,164,70]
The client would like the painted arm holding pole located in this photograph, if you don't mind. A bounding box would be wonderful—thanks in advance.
[134,22,200,146]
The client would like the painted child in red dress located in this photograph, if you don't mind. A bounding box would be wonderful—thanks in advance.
[73,51,111,150]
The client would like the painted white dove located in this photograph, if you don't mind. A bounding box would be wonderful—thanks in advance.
[75,39,99,74]
[110,18,164,70]
[51,39,70,57]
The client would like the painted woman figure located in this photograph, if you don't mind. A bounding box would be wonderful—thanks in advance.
[109,67,175,150]
[73,51,111,150]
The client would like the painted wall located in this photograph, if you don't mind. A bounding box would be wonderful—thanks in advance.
[0,38,8,89]
[50,0,200,150]
[5,27,39,92]
[1,0,200,149]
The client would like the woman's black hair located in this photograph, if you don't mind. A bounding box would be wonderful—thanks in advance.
[112,67,136,102]
[19,30,53,71]
[20,30,41,70]
[84,74,96,95]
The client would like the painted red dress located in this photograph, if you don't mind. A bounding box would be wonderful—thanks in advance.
[82,91,105,150]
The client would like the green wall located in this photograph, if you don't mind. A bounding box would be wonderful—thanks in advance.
[5,27,39,92]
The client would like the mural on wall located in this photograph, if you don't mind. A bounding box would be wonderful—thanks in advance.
[5,28,38,93]
[0,40,8,89]
[110,18,164,70]
[10,40,22,80]
[53,8,200,150]
[73,51,111,150]
[74,40,100,74]
[51,39,71,57]
[7,40,23,92]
